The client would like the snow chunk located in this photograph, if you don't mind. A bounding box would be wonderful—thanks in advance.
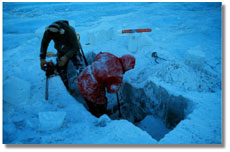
[128,35,139,53]
[39,111,66,131]
[35,26,46,39]
[87,23,115,45]
[128,33,153,53]
[94,114,111,127]
[138,34,154,49]
[3,76,31,106]
[184,45,206,70]
[110,85,119,91]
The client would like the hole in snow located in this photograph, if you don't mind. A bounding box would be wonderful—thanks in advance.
[107,81,194,141]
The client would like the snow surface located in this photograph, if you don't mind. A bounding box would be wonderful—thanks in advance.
[3,2,221,144]
[3,76,31,107]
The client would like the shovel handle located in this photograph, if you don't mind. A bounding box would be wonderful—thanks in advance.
[116,92,122,118]
[45,76,48,100]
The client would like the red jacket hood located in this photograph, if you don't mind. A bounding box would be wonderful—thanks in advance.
[119,54,136,72]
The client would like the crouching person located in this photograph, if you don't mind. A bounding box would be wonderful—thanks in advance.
[40,20,85,90]
[77,52,136,118]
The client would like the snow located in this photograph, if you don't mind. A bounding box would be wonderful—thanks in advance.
[184,45,206,70]
[110,85,119,91]
[3,2,221,144]
[159,91,222,144]
[128,34,139,53]
[39,111,66,131]
[87,23,115,45]
[137,115,170,141]
[3,76,31,106]
[128,33,154,53]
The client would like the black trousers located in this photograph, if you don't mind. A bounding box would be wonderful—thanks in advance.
[57,54,84,90]
[85,99,107,118]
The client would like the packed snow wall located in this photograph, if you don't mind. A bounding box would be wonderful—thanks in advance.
[108,80,194,141]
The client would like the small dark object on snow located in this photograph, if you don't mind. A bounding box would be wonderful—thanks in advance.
[152,52,158,58]
[152,51,166,64]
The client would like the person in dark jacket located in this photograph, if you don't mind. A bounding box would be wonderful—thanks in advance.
[40,20,84,89]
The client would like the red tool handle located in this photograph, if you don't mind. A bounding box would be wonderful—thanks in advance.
[122,28,152,34]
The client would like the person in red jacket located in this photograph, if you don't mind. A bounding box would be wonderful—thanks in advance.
[77,52,135,117]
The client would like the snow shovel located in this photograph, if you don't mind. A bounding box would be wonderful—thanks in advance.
[116,92,122,118]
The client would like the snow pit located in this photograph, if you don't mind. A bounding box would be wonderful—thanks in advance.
[108,81,193,141]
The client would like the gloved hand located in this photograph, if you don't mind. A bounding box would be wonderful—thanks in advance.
[40,58,46,71]
[58,56,69,67]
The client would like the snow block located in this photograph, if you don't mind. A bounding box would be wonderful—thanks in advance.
[128,33,153,53]
[87,23,114,45]
[3,76,31,106]
[184,45,206,70]
[39,111,66,131]
[87,32,96,45]
[35,26,46,39]
[138,34,154,48]
[128,35,139,53]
